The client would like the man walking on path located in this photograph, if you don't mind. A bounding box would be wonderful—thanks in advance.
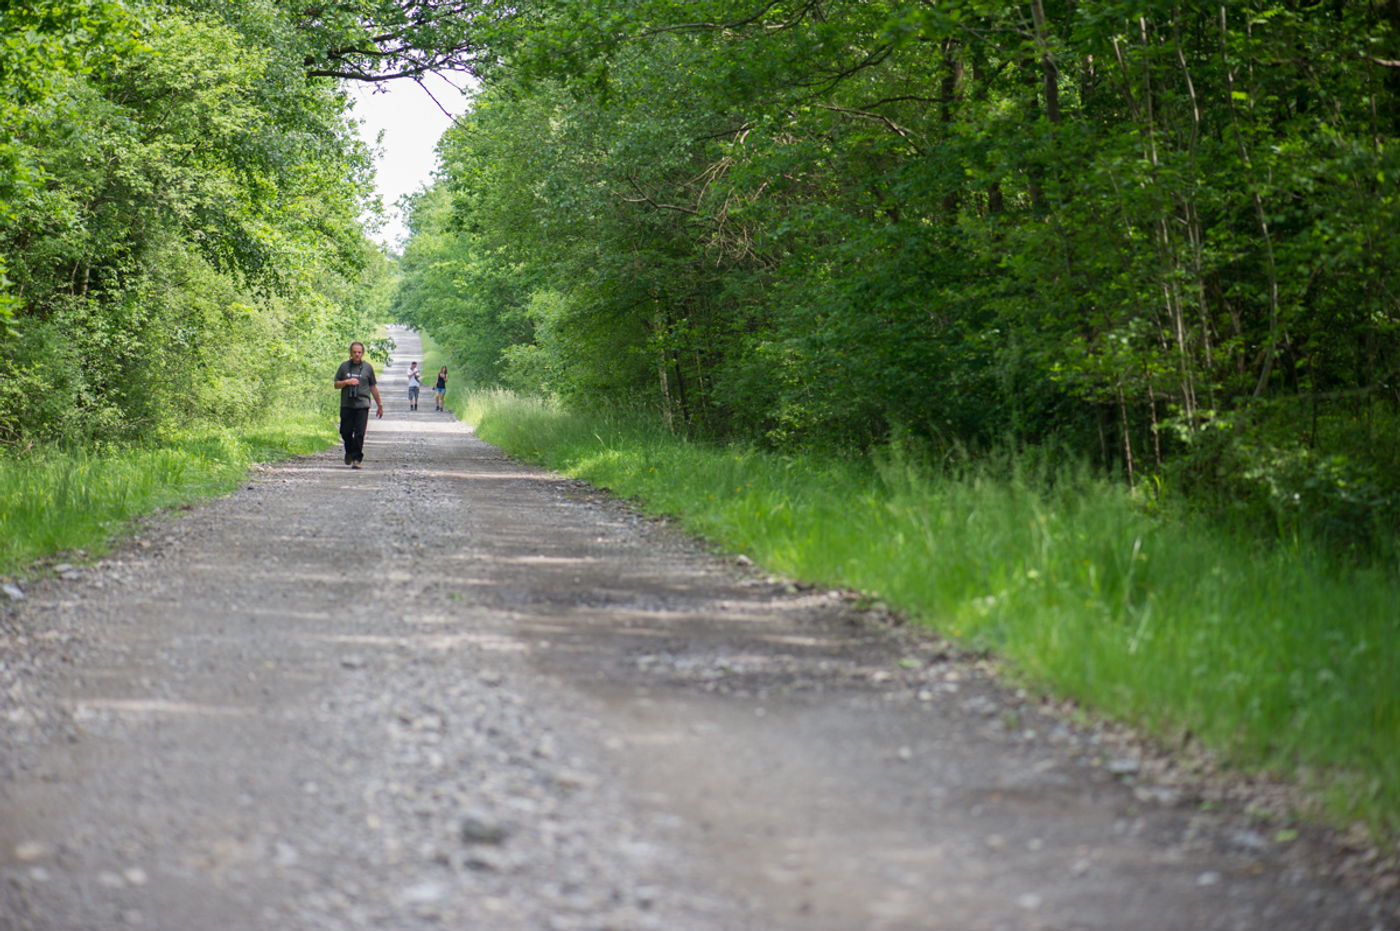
[333,340,383,468]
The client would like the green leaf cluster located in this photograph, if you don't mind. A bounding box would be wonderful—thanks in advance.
[0,0,389,449]
[396,0,1400,553]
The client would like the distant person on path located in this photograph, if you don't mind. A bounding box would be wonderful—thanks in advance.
[407,362,421,411]
[333,341,383,469]
[434,366,447,411]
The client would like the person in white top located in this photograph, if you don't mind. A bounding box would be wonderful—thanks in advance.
[407,361,421,411]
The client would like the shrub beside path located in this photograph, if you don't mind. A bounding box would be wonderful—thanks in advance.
[1,327,1393,929]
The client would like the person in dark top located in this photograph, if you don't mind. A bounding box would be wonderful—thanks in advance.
[333,341,383,468]
[433,366,447,411]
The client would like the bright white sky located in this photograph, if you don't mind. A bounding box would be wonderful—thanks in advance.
[348,72,472,251]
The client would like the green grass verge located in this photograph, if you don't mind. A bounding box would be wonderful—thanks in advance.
[463,389,1400,843]
[0,396,337,575]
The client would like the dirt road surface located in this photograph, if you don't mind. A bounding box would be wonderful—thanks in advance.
[2,327,1394,930]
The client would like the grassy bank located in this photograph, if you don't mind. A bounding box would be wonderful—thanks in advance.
[0,397,337,576]
[0,326,401,577]
[463,389,1399,842]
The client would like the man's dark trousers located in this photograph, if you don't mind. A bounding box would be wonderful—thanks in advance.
[340,406,370,463]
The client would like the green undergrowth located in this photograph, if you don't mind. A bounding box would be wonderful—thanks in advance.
[463,389,1400,844]
[0,396,337,576]
[0,324,399,576]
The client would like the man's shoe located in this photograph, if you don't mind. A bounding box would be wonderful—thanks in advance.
[351,462,361,469]
[345,452,353,465]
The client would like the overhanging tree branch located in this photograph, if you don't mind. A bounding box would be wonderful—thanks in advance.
[296,0,506,81]
[817,105,925,154]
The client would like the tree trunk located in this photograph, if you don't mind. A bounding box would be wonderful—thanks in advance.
[1117,380,1136,487]
[1218,7,1282,399]
[1029,0,1060,126]
[653,308,675,432]
[940,37,964,219]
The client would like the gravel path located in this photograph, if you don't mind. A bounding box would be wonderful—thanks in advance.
[1,327,1394,930]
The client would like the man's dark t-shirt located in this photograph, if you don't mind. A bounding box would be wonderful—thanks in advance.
[335,359,377,410]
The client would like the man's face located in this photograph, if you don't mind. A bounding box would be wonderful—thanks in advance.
[349,343,365,363]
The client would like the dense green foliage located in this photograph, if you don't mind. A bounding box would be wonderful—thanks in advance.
[0,0,396,452]
[396,1,1400,553]
[465,389,1399,839]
